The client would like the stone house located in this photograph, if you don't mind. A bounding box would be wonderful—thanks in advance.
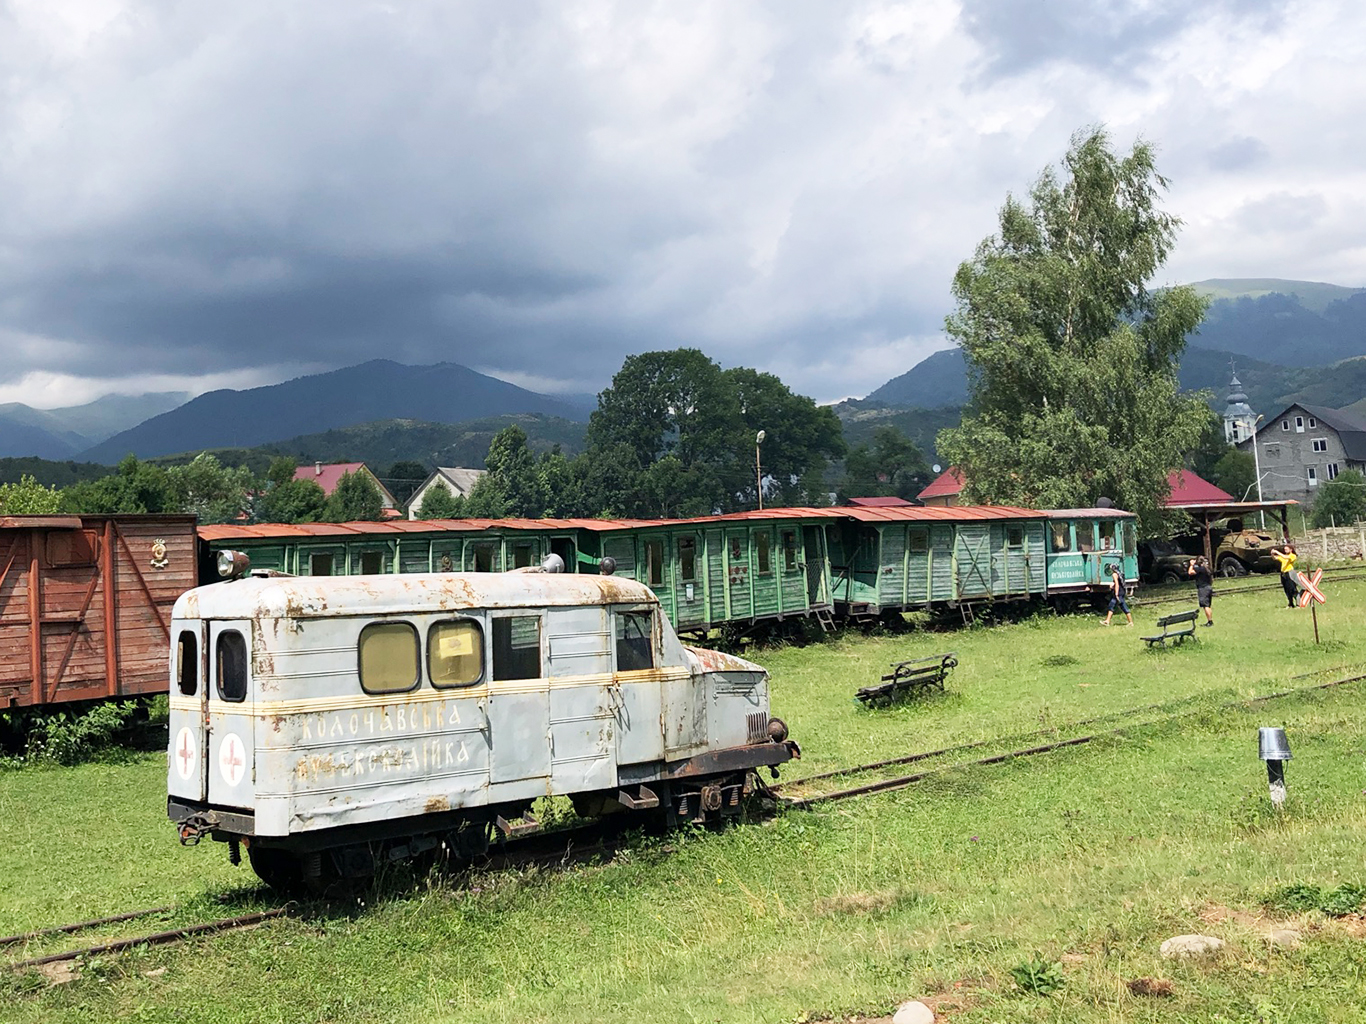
[1239,404,1366,505]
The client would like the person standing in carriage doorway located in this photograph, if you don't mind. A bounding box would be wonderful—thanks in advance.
[1187,556,1214,626]
[1270,543,1300,608]
[1101,564,1133,626]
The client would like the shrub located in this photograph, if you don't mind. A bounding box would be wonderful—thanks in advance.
[1009,956,1065,996]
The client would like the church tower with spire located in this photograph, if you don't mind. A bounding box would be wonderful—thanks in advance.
[1223,370,1257,443]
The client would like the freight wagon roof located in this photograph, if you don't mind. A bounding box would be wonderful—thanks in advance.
[175,571,659,620]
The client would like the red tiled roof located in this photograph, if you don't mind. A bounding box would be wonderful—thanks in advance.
[917,467,963,500]
[1165,470,1233,506]
[845,496,916,507]
[293,462,368,497]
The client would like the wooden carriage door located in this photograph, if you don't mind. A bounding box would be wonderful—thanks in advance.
[803,526,828,607]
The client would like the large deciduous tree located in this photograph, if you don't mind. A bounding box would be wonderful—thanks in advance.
[937,127,1209,532]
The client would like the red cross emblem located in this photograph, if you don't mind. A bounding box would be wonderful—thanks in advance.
[1297,568,1326,607]
[175,728,196,780]
[219,734,246,787]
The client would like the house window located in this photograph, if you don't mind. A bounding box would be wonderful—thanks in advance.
[1281,420,1289,431]
[358,622,420,694]
[1307,466,1318,487]
[678,537,697,581]
[428,620,483,688]
[1327,463,1340,480]
[1264,443,1280,458]
[309,552,333,576]
[492,616,541,681]
[782,531,798,572]
[1312,438,1328,453]
[645,539,664,586]
[756,532,772,574]
[1309,417,1317,428]
[1295,416,1305,432]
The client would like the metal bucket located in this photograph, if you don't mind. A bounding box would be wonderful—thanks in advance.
[1258,726,1292,761]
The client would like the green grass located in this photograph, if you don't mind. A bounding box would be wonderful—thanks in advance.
[3,582,1366,1022]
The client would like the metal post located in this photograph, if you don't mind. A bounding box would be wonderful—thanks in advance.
[1266,760,1287,808]
[1311,602,1320,645]
[754,430,765,511]
[1252,414,1265,529]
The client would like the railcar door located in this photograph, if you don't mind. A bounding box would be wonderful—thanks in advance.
[487,613,551,784]
[724,530,753,620]
[168,620,209,803]
[206,620,256,809]
[612,607,664,765]
[546,607,616,792]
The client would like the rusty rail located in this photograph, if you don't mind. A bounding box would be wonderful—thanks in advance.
[0,906,173,948]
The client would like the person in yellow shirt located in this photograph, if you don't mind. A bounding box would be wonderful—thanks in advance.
[1271,543,1299,608]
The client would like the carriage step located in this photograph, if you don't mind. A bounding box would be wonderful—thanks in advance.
[815,609,836,633]
[617,786,660,810]
[495,812,540,837]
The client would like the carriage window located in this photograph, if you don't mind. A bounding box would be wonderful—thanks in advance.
[176,630,198,696]
[428,620,483,688]
[645,539,664,586]
[512,543,534,569]
[216,630,248,702]
[782,531,798,571]
[909,529,928,554]
[493,616,541,680]
[1124,522,1137,555]
[1098,521,1116,548]
[730,537,742,560]
[1006,525,1024,548]
[1050,523,1071,552]
[471,543,497,572]
[615,611,654,671]
[360,551,384,575]
[756,533,772,574]
[678,537,697,581]
[310,552,333,576]
[358,622,420,694]
[1076,523,1096,553]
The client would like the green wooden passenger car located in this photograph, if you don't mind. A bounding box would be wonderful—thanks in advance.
[1039,509,1138,596]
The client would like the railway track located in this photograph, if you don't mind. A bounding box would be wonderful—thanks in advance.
[775,666,1366,808]
[1136,566,1366,608]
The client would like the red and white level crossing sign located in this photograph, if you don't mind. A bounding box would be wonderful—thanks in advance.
[1297,568,1326,607]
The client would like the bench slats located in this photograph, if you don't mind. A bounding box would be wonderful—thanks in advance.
[857,652,958,706]
[1143,610,1199,648]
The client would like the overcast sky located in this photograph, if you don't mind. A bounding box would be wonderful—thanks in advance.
[2,0,1363,410]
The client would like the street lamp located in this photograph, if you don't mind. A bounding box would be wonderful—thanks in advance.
[755,430,766,511]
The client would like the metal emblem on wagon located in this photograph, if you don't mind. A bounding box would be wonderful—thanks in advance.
[150,538,170,569]
[219,733,247,787]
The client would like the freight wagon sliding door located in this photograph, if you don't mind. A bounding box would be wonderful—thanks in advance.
[723,530,754,621]
[672,534,705,632]
[954,525,993,600]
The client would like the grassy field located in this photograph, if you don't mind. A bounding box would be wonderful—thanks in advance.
[2,579,1366,1023]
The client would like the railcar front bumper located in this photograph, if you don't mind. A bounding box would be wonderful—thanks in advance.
[168,798,255,844]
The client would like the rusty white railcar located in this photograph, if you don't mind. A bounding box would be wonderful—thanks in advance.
[167,560,797,891]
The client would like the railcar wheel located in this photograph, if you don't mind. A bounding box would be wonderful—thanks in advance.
[247,846,305,894]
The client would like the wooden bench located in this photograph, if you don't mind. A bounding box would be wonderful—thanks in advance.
[856,652,957,706]
[1141,610,1199,648]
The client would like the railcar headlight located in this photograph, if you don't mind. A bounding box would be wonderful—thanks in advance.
[217,550,251,580]
[767,717,788,743]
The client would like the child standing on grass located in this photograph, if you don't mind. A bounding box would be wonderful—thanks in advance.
[1188,556,1214,626]
[1101,564,1133,626]
[1271,543,1299,608]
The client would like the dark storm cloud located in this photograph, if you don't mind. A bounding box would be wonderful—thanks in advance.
[958,0,1287,79]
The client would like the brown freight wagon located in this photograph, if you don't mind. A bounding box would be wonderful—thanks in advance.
[0,515,200,709]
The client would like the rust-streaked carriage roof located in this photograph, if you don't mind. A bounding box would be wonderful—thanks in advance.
[199,504,1049,544]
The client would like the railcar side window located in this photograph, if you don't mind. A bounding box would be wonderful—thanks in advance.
[471,543,497,572]
[678,537,697,581]
[45,529,100,568]
[782,531,798,571]
[909,529,928,554]
[310,552,333,576]
[730,537,742,560]
[428,620,484,688]
[615,611,654,671]
[493,616,541,681]
[358,622,420,694]
[216,631,248,702]
[512,543,534,569]
[1076,523,1096,553]
[1124,522,1136,555]
[360,551,384,575]
[1098,521,1115,548]
[645,539,664,586]
[1006,525,1024,548]
[1050,524,1071,552]
[176,630,198,696]
[756,533,772,573]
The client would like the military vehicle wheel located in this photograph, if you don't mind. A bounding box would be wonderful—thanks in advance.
[1160,569,1183,585]
[1218,555,1247,577]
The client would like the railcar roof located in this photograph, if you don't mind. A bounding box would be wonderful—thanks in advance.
[1040,508,1136,518]
[173,572,659,620]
